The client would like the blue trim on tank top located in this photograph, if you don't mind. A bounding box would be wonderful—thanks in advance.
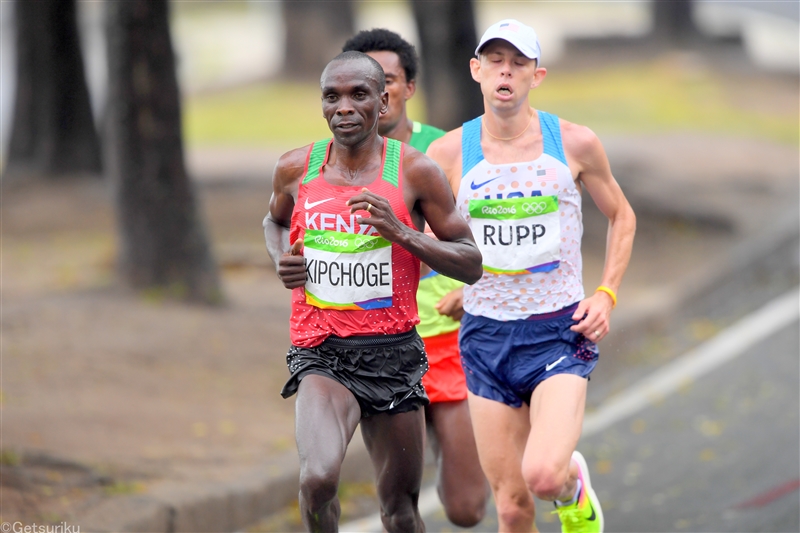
[461,111,566,175]
[461,117,484,177]
[538,111,567,166]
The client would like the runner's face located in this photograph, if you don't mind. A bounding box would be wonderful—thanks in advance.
[365,51,415,135]
[470,40,544,109]
[320,61,388,145]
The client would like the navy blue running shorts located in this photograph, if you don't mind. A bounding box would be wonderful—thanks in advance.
[459,303,598,408]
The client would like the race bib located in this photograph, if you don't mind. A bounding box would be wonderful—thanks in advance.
[303,229,393,310]
[468,195,561,275]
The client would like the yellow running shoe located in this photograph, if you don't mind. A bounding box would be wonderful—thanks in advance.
[553,451,604,532]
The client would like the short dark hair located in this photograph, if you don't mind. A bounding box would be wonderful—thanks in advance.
[324,50,386,92]
[342,28,419,82]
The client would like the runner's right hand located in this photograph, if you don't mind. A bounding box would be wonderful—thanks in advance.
[277,240,306,289]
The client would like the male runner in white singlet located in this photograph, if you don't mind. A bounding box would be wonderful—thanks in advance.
[427,19,636,533]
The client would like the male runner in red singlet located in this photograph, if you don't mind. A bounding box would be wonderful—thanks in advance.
[428,19,636,533]
[343,29,488,528]
[263,51,482,533]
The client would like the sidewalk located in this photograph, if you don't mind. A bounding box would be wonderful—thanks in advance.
[1,131,797,532]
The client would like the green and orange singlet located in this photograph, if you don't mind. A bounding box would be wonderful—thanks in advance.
[407,122,463,340]
[289,138,420,348]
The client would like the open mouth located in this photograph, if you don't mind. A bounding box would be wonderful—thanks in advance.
[497,85,513,96]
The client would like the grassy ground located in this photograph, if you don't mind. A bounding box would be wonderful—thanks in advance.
[183,54,797,148]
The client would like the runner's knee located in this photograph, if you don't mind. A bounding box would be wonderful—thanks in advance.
[380,506,420,533]
[443,498,486,528]
[522,461,568,501]
[299,465,339,511]
[440,483,488,527]
[494,489,534,529]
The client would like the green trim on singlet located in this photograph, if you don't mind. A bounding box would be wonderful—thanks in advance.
[302,140,331,184]
[381,138,402,188]
[408,121,446,153]
[303,138,401,188]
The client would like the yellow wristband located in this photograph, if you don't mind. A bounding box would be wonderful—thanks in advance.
[596,286,617,308]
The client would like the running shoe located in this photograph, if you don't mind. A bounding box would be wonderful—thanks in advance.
[553,450,604,533]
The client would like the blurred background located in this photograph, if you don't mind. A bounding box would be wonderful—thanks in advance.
[1,1,798,531]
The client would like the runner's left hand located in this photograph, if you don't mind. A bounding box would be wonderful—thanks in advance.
[348,188,411,243]
[435,287,464,321]
[570,291,613,342]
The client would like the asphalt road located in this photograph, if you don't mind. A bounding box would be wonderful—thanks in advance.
[343,289,800,533]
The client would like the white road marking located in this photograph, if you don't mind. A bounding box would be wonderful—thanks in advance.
[340,486,441,533]
[339,287,800,532]
[582,286,799,435]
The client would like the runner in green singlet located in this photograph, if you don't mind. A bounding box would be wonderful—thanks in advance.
[344,29,489,528]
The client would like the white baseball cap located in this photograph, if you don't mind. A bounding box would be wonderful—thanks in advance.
[475,19,541,62]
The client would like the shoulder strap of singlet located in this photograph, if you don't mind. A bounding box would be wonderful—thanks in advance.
[538,111,567,166]
[301,139,331,185]
[461,116,484,177]
[381,137,402,187]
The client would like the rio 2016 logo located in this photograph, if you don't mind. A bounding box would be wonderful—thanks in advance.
[314,235,348,248]
[481,205,517,215]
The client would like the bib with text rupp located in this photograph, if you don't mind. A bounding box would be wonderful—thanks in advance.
[468,195,561,275]
[303,229,393,310]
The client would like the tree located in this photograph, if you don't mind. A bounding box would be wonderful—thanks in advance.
[411,0,484,130]
[282,0,356,80]
[5,0,101,180]
[105,0,221,304]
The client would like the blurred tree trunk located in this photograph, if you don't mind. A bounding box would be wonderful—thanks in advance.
[411,0,484,130]
[105,0,221,304]
[282,0,355,80]
[5,0,101,180]
[652,0,703,44]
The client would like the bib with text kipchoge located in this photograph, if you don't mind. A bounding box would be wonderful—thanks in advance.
[303,229,393,310]
[468,195,561,275]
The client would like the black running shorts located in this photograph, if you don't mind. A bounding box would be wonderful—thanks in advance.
[281,329,430,417]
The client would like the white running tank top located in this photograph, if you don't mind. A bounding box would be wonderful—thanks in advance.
[455,111,584,320]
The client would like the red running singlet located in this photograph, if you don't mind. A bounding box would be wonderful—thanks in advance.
[289,138,421,347]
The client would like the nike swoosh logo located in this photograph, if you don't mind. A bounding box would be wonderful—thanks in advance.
[587,500,597,521]
[545,356,567,372]
[304,197,334,209]
[470,177,501,190]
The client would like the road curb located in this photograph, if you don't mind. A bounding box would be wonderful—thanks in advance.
[80,435,373,532]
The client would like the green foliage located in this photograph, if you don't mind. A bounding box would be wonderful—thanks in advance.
[183,82,426,147]
[531,59,797,145]
[102,480,146,496]
[184,58,795,148]
[0,449,20,466]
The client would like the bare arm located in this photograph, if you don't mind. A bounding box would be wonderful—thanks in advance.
[347,149,482,285]
[564,122,636,339]
[263,148,308,289]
